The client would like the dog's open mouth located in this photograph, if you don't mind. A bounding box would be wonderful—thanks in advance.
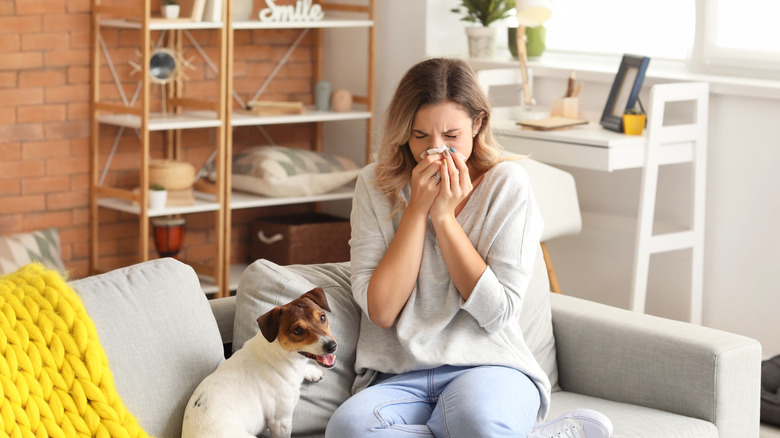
[299,352,336,368]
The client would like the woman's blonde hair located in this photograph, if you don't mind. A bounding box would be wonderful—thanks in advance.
[375,58,502,215]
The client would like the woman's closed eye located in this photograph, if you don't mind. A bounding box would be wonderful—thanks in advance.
[412,129,460,140]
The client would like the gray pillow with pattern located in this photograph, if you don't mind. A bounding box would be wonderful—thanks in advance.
[229,145,360,197]
[0,227,67,276]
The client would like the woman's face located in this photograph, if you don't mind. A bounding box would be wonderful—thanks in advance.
[408,101,481,163]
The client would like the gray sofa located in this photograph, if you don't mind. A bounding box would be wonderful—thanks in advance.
[66,256,761,438]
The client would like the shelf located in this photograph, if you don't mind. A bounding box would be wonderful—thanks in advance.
[231,108,371,126]
[97,191,221,216]
[98,111,222,130]
[232,18,373,30]
[229,185,355,210]
[99,18,224,30]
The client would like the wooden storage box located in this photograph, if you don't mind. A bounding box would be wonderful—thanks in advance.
[250,213,351,265]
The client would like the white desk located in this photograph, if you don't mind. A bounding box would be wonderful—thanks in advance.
[492,85,708,326]
[492,107,692,172]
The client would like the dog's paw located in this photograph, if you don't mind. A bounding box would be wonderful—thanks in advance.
[304,364,324,383]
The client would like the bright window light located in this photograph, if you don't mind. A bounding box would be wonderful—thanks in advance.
[692,0,780,75]
[542,0,695,60]
[714,1,780,51]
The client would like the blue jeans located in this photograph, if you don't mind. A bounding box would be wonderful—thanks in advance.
[325,365,540,438]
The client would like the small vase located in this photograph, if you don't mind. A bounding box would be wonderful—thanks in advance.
[152,217,186,258]
[508,26,547,58]
[162,4,180,19]
[315,81,331,111]
[525,26,547,58]
[465,26,498,59]
[233,0,253,21]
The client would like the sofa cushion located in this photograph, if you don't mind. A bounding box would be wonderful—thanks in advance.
[234,260,361,437]
[69,258,225,438]
[549,391,718,437]
[0,227,67,276]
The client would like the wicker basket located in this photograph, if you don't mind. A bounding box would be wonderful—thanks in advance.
[250,213,350,265]
[149,159,195,191]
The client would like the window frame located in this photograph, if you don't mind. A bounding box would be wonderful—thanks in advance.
[689,0,780,78]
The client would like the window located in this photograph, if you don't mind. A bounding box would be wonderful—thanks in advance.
[691,0,780,77]
[537,0,780,78]
[542,0,695,61]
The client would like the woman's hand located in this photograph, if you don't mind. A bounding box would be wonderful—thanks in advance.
[430,149,472,221]
[408,154,444,216]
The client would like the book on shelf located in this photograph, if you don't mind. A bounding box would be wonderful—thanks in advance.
[202,0,222,22]
[242,100,305,116]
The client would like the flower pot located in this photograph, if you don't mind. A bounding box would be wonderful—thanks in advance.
[162,4,180,19]
[149,189,168,210]
[466,26,498,59]
[525,25,547,57]
[623,114,646,135]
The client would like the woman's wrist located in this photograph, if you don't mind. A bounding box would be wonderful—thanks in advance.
[430,212,458,231]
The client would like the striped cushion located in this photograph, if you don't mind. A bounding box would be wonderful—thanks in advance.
[0,228,66,276]
[229,145,361,197]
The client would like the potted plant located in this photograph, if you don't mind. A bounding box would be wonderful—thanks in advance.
[162,0,180,19]
[451,0,516,59]
[623,104,646,136]
[149,183,168,210]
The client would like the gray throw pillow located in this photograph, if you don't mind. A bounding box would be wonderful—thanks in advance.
[69,258,225,438]
[234,260,361,437]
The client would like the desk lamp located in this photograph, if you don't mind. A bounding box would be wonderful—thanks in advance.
[516,0,552,105]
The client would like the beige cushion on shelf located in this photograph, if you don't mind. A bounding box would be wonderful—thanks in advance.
[0,227,67,276]
[227,145,360,197]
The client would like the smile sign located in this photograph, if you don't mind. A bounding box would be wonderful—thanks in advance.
[258,0,325,22]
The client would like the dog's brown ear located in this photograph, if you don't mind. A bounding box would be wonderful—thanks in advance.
[256,307,282,343]
[302,287,330,312]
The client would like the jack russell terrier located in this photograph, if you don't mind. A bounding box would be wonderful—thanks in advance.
[182,287,338,438]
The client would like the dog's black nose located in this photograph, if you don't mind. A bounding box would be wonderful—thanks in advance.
[324,340,337,354]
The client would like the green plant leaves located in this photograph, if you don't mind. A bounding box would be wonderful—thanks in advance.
[451,0,516,27]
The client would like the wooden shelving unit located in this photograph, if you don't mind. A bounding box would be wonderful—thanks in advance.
[222,1,375,297]
[90,1,375,297]
[89,0,228,294]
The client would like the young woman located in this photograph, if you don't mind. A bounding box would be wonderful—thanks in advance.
[326,58,612,438]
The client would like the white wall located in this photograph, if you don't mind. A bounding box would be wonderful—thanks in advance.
[372,1,780,357]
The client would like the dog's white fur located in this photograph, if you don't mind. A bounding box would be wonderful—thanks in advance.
[181,289,336,438]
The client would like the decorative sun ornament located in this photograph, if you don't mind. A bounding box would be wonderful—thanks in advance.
[130,47,196,113]
[130,47,196,84]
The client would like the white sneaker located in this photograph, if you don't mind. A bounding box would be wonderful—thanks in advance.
[530,409,613,438]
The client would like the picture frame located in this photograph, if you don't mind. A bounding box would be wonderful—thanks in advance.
[600,54,650,133]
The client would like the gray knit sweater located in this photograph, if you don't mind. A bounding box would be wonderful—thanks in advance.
[349,160,551,421]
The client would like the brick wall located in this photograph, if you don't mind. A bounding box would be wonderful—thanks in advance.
[1,0,93,277]
[1,0,317,279]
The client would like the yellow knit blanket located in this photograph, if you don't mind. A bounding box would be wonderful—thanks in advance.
[0,264,149,438]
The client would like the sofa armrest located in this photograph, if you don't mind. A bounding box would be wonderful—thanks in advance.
[550,293,761,438]
[209,295,236,345]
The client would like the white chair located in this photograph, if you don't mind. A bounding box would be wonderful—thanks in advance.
[631,82,709,323]
[519,158,582,293]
